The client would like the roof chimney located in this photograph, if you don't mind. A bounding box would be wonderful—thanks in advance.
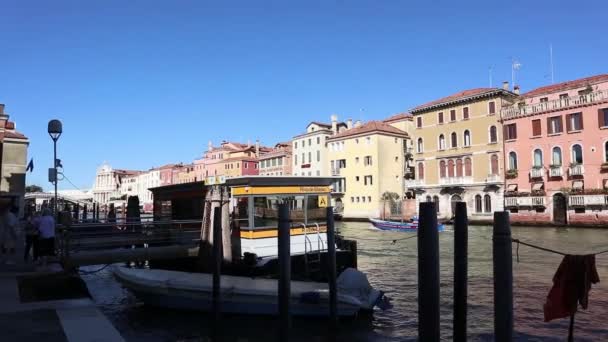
[354,120,362,128]
[0,104,4,114]
[331,114,338,134]
[502,81,509,90]
[347,118,353,130]
[255,139,260,157]
[514,85,520,95]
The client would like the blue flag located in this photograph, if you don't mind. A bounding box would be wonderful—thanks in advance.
[26,158,34,172]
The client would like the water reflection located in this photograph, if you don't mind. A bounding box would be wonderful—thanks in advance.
[82,222,608,341]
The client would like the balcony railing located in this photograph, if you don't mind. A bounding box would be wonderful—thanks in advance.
[569,195,608,206]
[405,179,425,188]
[505,197,518,207]
[569,164,584,176]
[501,89,608,120]
[486,174,501,183]
[439,176,473,186]
[529,168,544,178]
[331,168,341,176]
[505,196,546,207]
[549,166,563,177]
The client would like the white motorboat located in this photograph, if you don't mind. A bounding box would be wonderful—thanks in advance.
[114,266,385,317]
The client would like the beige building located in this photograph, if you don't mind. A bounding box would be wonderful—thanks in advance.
[407,86,517,219]
[327,121,409,218]
[259,142,292,176]
[0,104,29,212]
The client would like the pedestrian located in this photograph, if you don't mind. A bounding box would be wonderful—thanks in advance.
[24,211,40,262]
[34,208,55,265]
[0,204,18,265]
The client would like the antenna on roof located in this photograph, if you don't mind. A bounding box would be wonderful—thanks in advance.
[549,43,555,84]
[511,58,522,89]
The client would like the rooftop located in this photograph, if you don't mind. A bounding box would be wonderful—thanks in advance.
[411,88,514,113]
[383,112,412,123]
[326,120,408,141]
[521,74,608,98]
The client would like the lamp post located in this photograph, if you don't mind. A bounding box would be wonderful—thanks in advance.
[48,119,62,218]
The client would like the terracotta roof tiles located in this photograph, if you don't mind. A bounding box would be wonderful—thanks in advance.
[522,74,608,98]
[411,88,510,112]
[326,120,408,140]
[383,112,412,123]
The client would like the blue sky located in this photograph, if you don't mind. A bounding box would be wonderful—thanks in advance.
[2,0,606,191]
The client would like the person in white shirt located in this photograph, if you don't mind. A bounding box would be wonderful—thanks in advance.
[33,208,55,265]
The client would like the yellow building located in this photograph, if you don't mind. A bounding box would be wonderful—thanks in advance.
[326,121,409,218]
[407,87,517,219]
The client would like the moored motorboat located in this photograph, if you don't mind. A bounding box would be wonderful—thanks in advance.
[113,266,386,317]
[369,217,445,232]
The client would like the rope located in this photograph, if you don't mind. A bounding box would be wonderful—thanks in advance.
[343,234,417,244]
[512,238,608,263]
[79,264,112,275]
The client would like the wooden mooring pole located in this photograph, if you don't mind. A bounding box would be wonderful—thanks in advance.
[453,202,468,342]
[278,203,291,341]
[418,202,440,342]
[326,206,338,330]
[212,206,222,339]
[493,211,513,342]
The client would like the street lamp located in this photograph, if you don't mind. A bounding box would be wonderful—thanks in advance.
[48,119,62,218]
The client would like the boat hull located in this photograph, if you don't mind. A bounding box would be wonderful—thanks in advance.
[369,218,444,232]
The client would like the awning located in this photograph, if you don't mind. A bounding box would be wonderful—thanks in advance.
[604,179,608,189]
[507,184,518,192]
[572,180,584,190]
[532,183,544,191]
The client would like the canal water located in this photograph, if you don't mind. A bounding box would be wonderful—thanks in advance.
[82,222,608,341]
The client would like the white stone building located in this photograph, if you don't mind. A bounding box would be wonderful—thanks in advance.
[92,163,140,204]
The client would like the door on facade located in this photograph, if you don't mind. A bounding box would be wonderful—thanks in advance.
[553,193,567,225]
[451,195,462,218]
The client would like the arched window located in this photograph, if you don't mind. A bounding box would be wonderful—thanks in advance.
[440,160,446,178]
[533,149,543,167]
[552,147,562,166]
[508,152,517,170]
[491,154,499,175]
[456,159,463,177]
[464,157,472,177]
[417,138,423,153]
[484,194,492,213]
[451,132,458,148]
[572,144,583,164]
[426,195,432,203]
[439,134,446,150]
[448,159,455,177]
[489,126,497,143]
[464,130,471,147]
[418,162,425,180]
[475,195,482,213]
[433,196,440,213]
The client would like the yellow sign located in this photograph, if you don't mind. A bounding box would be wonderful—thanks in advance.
[232,186,331,196]
[318,195,328,208]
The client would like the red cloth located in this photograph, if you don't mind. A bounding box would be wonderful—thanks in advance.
[544,254,600,322]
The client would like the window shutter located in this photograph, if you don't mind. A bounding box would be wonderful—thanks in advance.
[579,113,584,129]
[558,116,563,133]
[513,124,517,140]
[546,117,552,134]
[600,109,606,127]
[503,125,508,139]
[566,114,572,132]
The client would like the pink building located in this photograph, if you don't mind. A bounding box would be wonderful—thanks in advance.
[157,163,184,186]
[198,140,268,184]
[259,142,292,176]
[501,74,608,226]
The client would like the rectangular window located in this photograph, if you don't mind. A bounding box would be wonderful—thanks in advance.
[567,112,583,131]
[547,116,563,134]
[308,152,312,163]
[450,109,456,121]
[272,158,277,166]
[302,153,305,164]
[294,142,298,149]
[559,93,568,99]
[532,119,541,137]
[540,97,548,103]
[278,157,283,166]
[416,117,422,128]
[308,138,311,146]
[600,108,608,127]
[294,155,298,165]
[489,101,496,114]
[317,137,320,144]
[364,156,372,166]
[317,150,320,162]
[505,123,517,140]
[244,163,248,169]
[463,107,469,120]
[438,112,444,124]
[364,175,373,185]
[337,159,346,168]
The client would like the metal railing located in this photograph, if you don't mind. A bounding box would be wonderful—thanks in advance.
[505,196,545,207]
[549,166,563,177]
[439,176,473,186]
[569,195,608,206]
[331,168,341,176]
[529,168,544,178]
[501,89,608,120]
[486,174,501,183]
[405,179,425,187]
[569,164,585,176]
[505,197,518,207]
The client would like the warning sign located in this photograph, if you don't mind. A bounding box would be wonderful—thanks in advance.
[318,196,328,208]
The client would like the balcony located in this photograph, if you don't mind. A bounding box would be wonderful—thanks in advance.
[439,176,473,186]
[405,179,425,188]
[569,195,608,207]
[505,197,518,207]
[529,168,544,178]
[331,168,341,176]
[501,89,608,120]
[505,196,546,207]
[569,164,584,176]
[486,174,501,183]
[549,166,563,177]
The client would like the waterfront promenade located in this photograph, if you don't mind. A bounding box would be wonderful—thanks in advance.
[0,229,124,342]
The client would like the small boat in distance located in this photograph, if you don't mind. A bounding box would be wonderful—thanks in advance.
[369,217,445,232]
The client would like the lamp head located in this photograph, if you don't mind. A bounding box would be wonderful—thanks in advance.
[48,119,62,140]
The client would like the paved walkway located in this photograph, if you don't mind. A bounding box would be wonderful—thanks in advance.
[0,227,124,342]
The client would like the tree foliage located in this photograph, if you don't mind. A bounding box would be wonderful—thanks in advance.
[25,184,43,193]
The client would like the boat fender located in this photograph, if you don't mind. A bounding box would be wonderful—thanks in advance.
[300,291,321,304]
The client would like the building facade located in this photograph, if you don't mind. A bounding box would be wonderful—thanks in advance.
[327,121,409,218]
[292,115,348,177]
[259,142,292,176]
[0,104,29,214]
[407,87,517,220]
[501,74,608,226]
[92,163,141,204]
[199,141,265,185]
